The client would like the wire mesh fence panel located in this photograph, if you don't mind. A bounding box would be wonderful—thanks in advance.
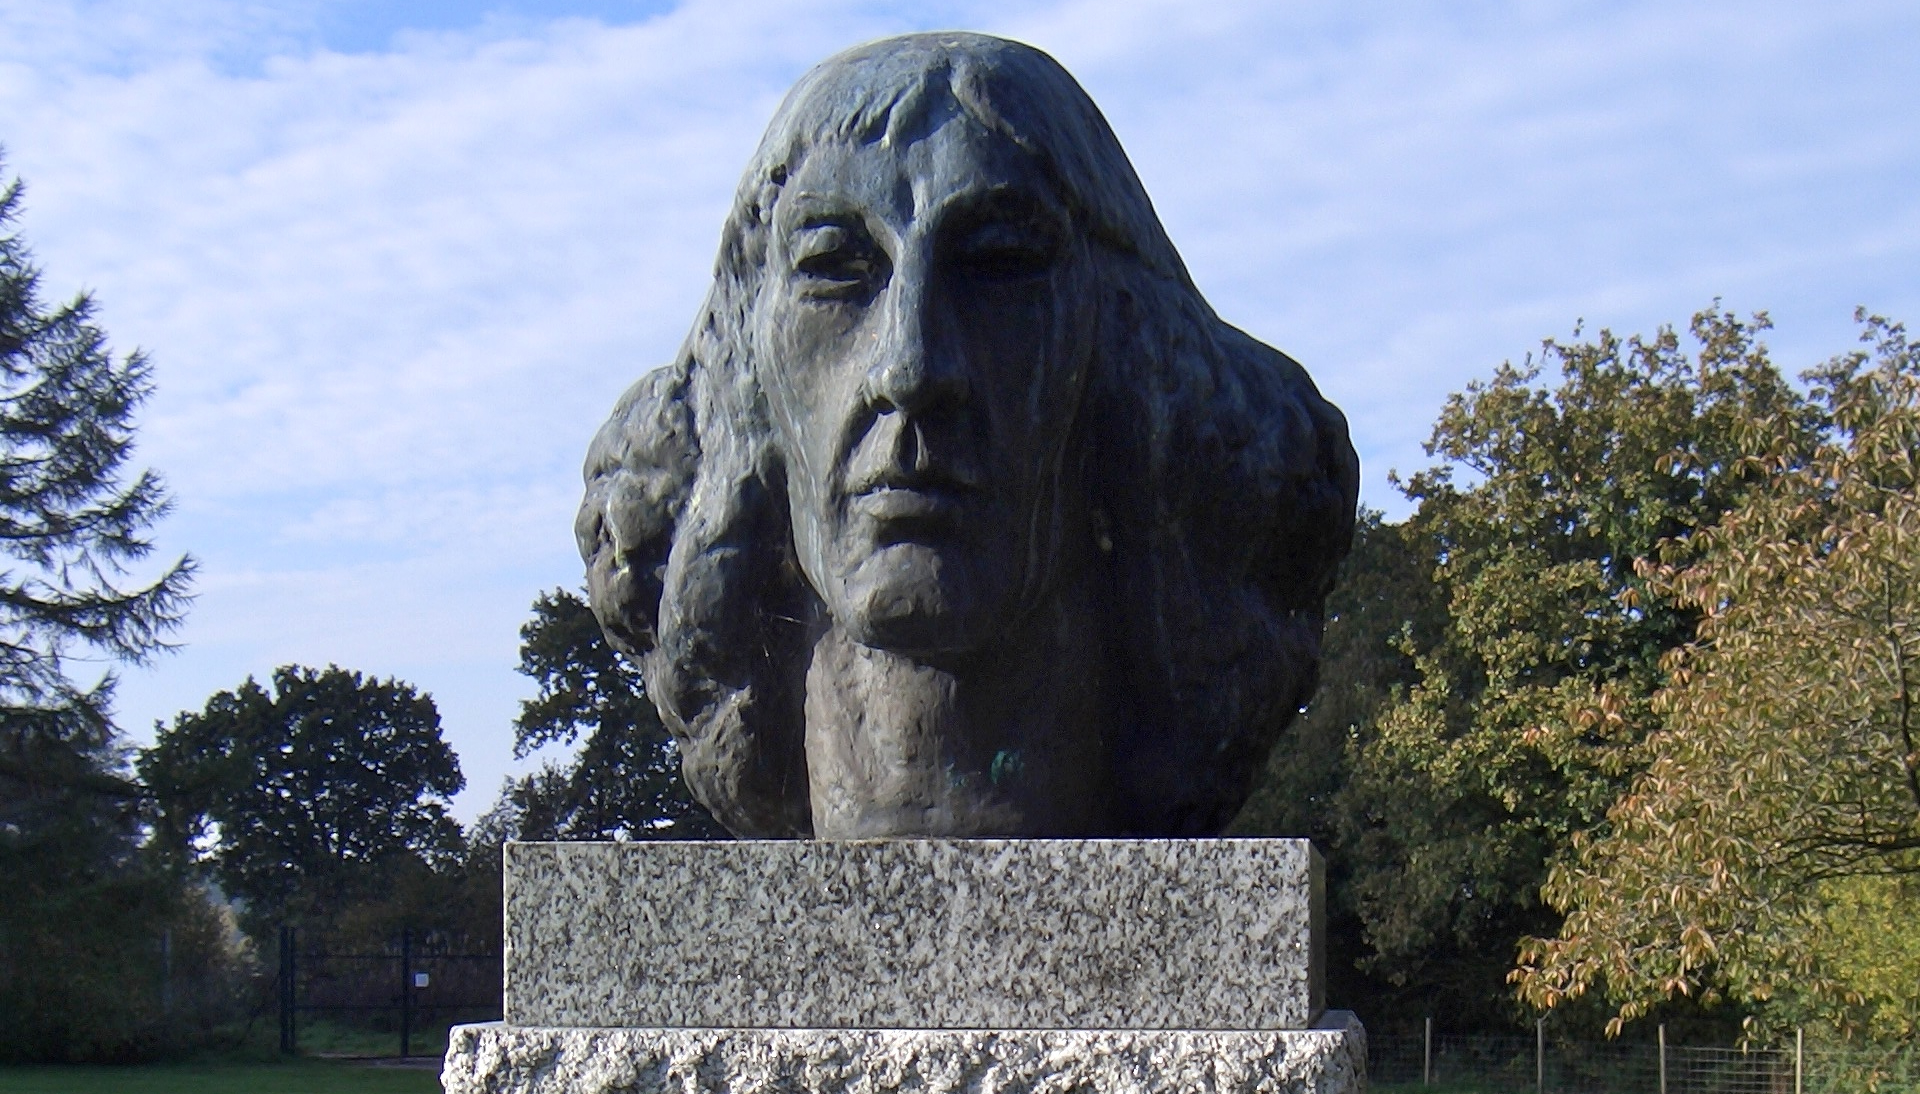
[1663,1046,1789,1094]
[1368,1033,1538,1091]
[1544,1037,1663,1094]
[1806,1046,1920,1094]
[1367,1033,1427,1086]
[1365,1025,1920,1094]
[1436,1035,1540,1092]
[1374,1021,1920,1090]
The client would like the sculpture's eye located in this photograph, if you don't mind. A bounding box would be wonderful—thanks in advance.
[792,223,886,300]
[951,217,1059,283]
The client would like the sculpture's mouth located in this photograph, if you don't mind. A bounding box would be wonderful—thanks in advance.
[852,484,967,523]
[848,468,978,533]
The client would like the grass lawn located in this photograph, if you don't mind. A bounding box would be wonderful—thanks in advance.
[2,1061,1496,1094]
[0,1058,442,1094]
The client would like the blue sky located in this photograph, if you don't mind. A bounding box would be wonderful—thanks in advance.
[2,0,1916,821]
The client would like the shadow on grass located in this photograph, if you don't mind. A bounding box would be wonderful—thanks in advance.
[0,1018,452,1094]
[0,1057,442,1094]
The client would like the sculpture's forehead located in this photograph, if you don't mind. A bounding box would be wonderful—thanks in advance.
[777,118,1060,233]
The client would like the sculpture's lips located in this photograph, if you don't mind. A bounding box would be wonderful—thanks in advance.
[847,465,979,528]
[850,484,970,524]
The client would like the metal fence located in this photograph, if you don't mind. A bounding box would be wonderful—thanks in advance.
[276,925,501,1058]
[1371,1024,1920,1093]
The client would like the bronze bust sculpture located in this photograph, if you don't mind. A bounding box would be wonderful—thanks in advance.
[577,32,1359,839]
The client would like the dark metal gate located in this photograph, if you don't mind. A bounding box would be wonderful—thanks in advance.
[277,925,501,1058]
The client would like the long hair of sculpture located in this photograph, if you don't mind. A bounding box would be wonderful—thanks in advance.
[576,32,1360,840]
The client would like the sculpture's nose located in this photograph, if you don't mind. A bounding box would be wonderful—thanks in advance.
[867,264,965,415]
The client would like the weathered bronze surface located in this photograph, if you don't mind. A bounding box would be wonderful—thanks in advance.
[577,32,1359,838]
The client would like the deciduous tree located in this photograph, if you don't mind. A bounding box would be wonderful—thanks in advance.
[1515,313,1920,1039]
[141,664,464,928]
[1243,307,1812,1030]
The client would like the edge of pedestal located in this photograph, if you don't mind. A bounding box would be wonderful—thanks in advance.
[443,1011,1367,1094]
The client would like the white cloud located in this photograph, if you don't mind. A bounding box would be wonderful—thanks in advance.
[1,0,1916,820]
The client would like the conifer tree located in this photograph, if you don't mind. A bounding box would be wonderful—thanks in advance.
[0,158,198,1061]
[0,162,193,796]
[502,588,724,840]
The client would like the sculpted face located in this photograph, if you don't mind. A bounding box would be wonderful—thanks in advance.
[754,113,1096,656]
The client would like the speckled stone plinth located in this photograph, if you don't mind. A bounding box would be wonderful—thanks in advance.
[504,839,1323,1031]
[450,840,1362,1092]
[443,1012,1366,1094]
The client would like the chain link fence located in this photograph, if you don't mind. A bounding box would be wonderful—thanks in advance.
[1370,1025,1920,1093]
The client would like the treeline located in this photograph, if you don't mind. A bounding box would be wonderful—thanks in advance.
[1232,306,1920,1045]
[5,592,716,1062]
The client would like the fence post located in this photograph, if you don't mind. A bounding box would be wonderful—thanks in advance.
[275,926,285,1053]
[1424,1016,1432,1085]
[278,925,296,1055]
[1795,1027,1803,1094]
[1536,1017,1545,1094]
[1659,1023,1666,1094]
[160,928,173,1017]
[400,927,414,1058]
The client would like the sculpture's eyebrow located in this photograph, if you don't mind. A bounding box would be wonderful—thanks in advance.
[934,184,1070,239]
[944,178,1066,219]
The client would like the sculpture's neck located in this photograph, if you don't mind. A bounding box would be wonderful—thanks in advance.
[802,587,1110,838]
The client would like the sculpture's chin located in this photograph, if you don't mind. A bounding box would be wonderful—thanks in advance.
[835,543,999,658]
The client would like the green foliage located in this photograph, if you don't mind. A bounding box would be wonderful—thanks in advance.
[1516,314,1920,1038]
[322,848,500,953]
[141,665,464,930]
[1806,876,1920,1041]
[490,589,723,841]
[0,836,174,1061]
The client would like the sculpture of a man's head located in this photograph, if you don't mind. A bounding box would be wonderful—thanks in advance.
[577,32,1359,839]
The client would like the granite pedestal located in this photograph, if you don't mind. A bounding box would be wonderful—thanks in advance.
[444,839,1365,1093]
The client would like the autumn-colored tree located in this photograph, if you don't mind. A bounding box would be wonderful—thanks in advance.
[1515,313,1920,1040]
[1238,307,1814,1030]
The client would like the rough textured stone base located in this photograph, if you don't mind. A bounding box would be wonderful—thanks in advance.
[506,839,1323,1030]
[443,1012,1365,1094]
